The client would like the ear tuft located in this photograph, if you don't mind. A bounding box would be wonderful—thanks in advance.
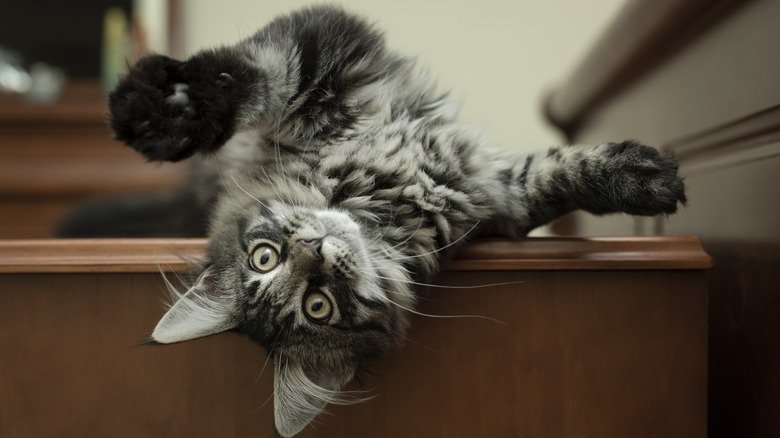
[273,356,365,437]
[150,267,237,344]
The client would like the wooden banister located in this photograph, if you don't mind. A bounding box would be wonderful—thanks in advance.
[544,0,743,140]
[0,236,712,274]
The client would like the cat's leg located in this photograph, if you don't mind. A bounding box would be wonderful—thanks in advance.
[481,140,686,234]
[109,50,263,162]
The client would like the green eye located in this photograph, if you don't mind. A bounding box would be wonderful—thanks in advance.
[250,244,279,272]
[304,292,333,322]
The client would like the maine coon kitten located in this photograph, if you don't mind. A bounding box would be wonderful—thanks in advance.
[105,6,685,437]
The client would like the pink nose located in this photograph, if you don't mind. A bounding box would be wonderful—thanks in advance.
[298,238,323,259]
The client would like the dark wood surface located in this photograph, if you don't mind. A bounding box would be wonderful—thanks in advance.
[544,1,780,436]
[0,238,709,437]
[0,236,713,273]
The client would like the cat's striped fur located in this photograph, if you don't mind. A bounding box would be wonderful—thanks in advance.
[107,6,685,437]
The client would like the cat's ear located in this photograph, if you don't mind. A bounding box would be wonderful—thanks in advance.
[150,267,237,344]
[273,357,357,437]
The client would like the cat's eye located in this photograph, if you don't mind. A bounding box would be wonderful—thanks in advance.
[250,244,279,272]
[304,292,333,323]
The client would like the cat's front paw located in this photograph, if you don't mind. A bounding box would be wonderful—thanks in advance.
[109,55,200,161]
[600,141,686,216]
[109,53,257,162]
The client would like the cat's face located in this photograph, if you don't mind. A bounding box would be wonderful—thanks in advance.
[149,197,410,437]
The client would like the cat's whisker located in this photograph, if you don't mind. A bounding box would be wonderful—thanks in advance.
[364,213,426,260]
[214,163,259,217]
[260,166,296,209]
[253,331,282,386]
[155,262,187,307]
[230,175,272,209]
[295,133,316,186]
[273,109,285,177]
[402,334,442,355]
[251,391,276,413]
[383,294,506,325]
[273,354,376,419]
[359,269,523,292]
[253,353,274,386]
[382,220,481,262]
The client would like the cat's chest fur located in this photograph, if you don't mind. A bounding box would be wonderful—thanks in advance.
[207,117,485,277]
[213,114,480,213]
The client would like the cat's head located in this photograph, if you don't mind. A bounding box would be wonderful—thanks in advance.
[149,186,412,437]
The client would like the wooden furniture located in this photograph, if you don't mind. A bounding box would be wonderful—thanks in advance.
[0,82,187,238]
[545,1,780,436]
[0,237,711,437]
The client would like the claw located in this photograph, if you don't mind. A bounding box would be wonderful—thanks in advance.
[134,120,152,136]
[217,72,234,87]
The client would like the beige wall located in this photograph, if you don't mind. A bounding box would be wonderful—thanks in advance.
[179,0,625,150]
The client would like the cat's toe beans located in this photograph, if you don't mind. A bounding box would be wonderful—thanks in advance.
[165,83,190,106]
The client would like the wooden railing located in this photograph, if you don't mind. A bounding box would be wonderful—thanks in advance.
[544,1,780,436]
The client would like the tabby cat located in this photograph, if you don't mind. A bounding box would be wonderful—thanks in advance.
[104,6,685,437]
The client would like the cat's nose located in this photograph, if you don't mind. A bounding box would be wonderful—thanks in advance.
[298,238,323,259]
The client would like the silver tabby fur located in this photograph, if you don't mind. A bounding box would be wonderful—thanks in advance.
[106,6,686,437]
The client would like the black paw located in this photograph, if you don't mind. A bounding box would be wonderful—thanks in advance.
[109,51,259,162]
[600,140,686,216]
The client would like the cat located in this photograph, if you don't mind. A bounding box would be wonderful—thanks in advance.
[103,5,685,437]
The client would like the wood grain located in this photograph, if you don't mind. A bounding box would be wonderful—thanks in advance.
[0,238,207,273]
[447,236,713,271]
[0,256,708,437]
[301,270,707,438]
[0,236,712,273]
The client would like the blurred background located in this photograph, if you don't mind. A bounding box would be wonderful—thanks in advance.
[0,0,624,239]
[177,0,625,149]
[0,0,625,146]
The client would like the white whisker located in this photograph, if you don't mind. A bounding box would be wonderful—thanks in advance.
[156,262,188,305]
[253,331,281,386]
[360,269,524,290]
[385,296,506,325]
[402,335,441,355]
[384,220,481,262]
[230,175,271,209]
[260,166,296,208]
[273,108,285,175]
[213,161,257,217]
[252,391,275,413]
[364,208,426,259]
